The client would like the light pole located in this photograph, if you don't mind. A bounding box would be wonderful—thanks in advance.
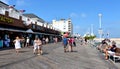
[91,24,94,36]
[98,13,103,42]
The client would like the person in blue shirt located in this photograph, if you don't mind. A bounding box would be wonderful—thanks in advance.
[62,37,68,52]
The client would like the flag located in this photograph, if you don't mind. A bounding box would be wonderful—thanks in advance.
[9,5,15,8]
[19,10,26,13]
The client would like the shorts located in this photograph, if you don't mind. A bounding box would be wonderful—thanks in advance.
[69,43,72,46]
[64,44,67,48]
[108,51,115,55]
[34,45,39,50]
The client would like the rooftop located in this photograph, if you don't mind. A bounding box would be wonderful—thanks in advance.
[23,13,45,23]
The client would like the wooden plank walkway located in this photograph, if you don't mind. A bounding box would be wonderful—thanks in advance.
[0,41,119,69]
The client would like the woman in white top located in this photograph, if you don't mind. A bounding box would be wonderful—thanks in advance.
[25,37,30,47]
[33,37,39,54]
[33,37,42,55]
[37,38,42,55]
[13,36,22,55]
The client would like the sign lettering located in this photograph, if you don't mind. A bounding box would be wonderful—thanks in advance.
[0,16,14,23]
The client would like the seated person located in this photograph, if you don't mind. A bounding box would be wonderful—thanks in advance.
[97,39,108,52]
[104,41,117,60]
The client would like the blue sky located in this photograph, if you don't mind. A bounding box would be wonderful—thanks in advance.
[1,0,120,38]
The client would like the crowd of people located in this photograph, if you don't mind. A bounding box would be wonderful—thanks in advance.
[3,34,120,60]
[0,34,62,55]
[97,38,120,60]
[13,36,60,55]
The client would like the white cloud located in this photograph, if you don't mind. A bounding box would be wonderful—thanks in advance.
[80,13,87,18]
[1,0,10,4]
[70,13,78,18]
[16,0,25,6]
[70,12,87,19]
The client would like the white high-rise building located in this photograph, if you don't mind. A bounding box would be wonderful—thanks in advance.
[52,18,73,35]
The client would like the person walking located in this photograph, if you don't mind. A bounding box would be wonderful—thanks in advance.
[25,37,30,47]
[62,37,68,52]
[68,37,73,52]
[45,37,49,44]
[21,37,25,48]
[33,37,43,55]
[13,36,22,55]
[4,35,10,48]
[33,37,38,54]
[37,38,43,55]
[0,36,3,48]
[72,37,76,47]
[42,37,46,44]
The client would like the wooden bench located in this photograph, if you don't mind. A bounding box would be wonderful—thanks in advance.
[108,48,120,62]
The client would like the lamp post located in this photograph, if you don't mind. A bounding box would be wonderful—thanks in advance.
[91,24,94,36]
[98,13,103,42]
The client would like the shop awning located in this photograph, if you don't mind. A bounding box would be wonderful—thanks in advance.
[0,27,60,36]
[0,27,26,33]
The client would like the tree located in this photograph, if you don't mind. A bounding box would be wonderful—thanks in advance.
[84,35,96,40]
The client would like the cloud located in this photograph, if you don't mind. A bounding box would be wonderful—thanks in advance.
[80,13,87,18]
[70,13,78,18]
[1,0,10,4]
[16,0,25,6]
[70,12,87,19]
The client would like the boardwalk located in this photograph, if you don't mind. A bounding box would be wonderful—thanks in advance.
[0,41,120,69]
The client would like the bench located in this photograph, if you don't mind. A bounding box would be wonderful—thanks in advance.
[108,48,120,62]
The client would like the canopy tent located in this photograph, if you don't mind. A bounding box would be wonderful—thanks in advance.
[26,29,33,33]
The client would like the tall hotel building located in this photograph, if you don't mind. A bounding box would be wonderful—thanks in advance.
[52,18,73,35]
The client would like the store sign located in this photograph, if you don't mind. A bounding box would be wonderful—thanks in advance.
[0,16,14,23]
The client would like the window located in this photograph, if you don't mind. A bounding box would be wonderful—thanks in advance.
[32,24,35,29]
[37,26,41,30]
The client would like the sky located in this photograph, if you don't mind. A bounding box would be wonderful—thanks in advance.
[1,0,120,38]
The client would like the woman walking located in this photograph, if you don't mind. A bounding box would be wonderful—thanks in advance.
[37,38,43,55]
[33,37,43,55]
[13,36,22,55]
[68,37,73,52]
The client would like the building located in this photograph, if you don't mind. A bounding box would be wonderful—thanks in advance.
[0,1,62,48]
[52,18,73,35]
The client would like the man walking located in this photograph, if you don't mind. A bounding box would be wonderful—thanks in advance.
[62,37,68,53]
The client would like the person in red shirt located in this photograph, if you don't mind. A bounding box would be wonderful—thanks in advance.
[68,37,73,52]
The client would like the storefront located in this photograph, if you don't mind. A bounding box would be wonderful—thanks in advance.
[0,12,62,48]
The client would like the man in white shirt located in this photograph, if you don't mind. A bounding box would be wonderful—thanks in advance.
[25,37,30,47]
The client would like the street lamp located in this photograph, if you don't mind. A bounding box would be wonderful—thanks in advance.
[98,13,103,42]
[91,24,94,36]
